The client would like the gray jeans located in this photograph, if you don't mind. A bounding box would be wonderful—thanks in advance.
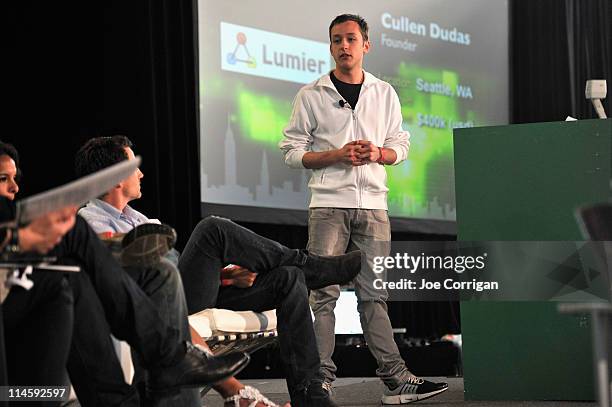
[307,208,412,388]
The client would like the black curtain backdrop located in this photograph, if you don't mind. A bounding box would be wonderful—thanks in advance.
[5,0,610,338]
[7,1,200,249]
[511,0,611,122]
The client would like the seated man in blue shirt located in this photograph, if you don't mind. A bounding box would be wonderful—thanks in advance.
[75,135,362,407]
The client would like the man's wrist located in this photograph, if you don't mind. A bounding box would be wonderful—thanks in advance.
[376,146,386,165]
[303,150,340,169]
[334,148,344,164]
[220,269,232,286]
[4,227,20,254]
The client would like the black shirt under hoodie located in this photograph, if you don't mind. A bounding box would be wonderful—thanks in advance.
[330,71,362,110]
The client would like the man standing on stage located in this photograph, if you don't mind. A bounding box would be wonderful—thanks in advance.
[280,14,448,405]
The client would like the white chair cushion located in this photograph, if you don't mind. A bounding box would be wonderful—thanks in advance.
[189,308,277,339]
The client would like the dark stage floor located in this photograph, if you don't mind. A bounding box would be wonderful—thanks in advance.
[202,377,597,407]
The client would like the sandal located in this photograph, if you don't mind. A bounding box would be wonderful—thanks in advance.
[224,385,280,407]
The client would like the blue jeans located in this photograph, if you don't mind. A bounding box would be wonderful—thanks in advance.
[125,259,201,407]
[56,217,184,368]
[68,261,200,407]
[54,216,195,407]
[178,216,320,395]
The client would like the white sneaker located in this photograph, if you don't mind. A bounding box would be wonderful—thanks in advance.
[381,376,448,404]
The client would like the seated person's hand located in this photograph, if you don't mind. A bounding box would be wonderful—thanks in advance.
[18,206,78,254]
[221,265,257,288]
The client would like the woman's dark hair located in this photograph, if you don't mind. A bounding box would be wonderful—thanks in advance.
[0,141,21,181]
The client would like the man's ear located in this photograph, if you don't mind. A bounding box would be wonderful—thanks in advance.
[363,39,371,54]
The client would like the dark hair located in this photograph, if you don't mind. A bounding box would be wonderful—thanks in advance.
[329,14,369,42]
[0,141,22,182]
[75,135,133,178]
[0,142,20,169]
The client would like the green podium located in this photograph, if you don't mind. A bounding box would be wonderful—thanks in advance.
[454,118,612,400]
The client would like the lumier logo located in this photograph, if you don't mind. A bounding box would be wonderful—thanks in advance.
[221,22,331,84]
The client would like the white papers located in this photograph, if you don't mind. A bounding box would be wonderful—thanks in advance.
[16,157,141,224]
[0,263,80,272]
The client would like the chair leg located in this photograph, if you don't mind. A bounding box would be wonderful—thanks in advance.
[591,311,610,407]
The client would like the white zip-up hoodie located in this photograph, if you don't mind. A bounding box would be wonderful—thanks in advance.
[280,71,410,210]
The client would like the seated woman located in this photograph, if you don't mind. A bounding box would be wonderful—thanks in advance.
[1,194,77,407]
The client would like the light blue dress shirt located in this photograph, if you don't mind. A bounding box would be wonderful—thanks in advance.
[78,199,160,235]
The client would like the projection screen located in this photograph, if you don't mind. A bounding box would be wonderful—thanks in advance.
[197,0,509,234]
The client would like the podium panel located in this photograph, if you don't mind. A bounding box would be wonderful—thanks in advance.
[454,119,611,400]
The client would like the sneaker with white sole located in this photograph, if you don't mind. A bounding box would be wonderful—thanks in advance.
[381,377,448,404]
